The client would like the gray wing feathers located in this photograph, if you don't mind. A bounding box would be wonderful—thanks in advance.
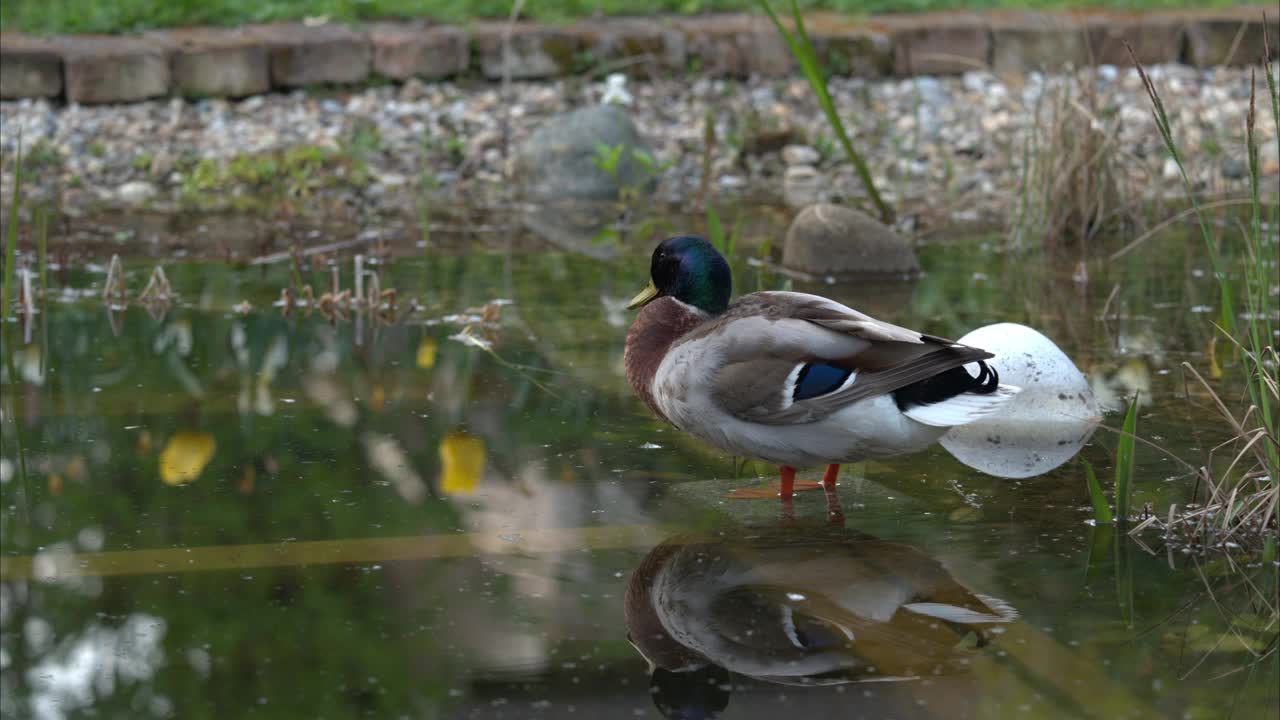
[703,291,991,425]
[752,292,925,344]
[711,359,797,420]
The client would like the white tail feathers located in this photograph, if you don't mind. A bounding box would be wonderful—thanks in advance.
[903,592,1019,625]
[902,384,1021,428]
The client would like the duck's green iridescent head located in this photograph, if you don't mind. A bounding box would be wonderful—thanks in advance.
[627,235,731,314]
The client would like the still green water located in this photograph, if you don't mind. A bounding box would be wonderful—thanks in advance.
[0,223,1275,720]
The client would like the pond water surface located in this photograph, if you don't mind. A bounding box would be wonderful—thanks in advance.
[1,217,1276,720]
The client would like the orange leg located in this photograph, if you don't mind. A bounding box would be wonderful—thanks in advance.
[821,463,840,489]
[779,466,797,499]
[823,482,845,527]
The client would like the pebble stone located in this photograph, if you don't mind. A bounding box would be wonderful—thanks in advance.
[1,63,1275,227]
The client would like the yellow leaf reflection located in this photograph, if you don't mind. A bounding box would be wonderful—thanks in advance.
[136,430,153,456]
[159,432,216,486]
[439,431,485,496]
[64,456,87,480]
[416,338,438,369]
[1207,337,1222,379]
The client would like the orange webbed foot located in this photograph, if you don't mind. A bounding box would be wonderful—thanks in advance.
[723,466,826,499]
[723,481,824,499]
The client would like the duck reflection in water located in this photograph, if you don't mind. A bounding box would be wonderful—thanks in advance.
[624,519,1017,719]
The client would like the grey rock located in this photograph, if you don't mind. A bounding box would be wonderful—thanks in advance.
[368,23,468,80]
[148,151,174,178]
[250,22,371,88]
[522,199,620,259]
[515,105,656,203]
[1221,156,1247,180]
[1262,140,1279,176]
[0,36,62,99]
[151,28,270,99]
[912,76,951,106]
[473,23,580,80]
[61,37,170,104]
[782,165,823,208]
[783,204,918,276]
[781,144,820,166]
[117,181,158,205]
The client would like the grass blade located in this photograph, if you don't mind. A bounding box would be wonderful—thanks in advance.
[3,138,22,323]
[1127,46,1234,336]
[706,204,725,254]
[1114,529,1133,626]
[1083,525,1112,582]
[1115,393,1140,522]
[757,0,893,223]
[36,205,47,305]
[1084,457,1114,525]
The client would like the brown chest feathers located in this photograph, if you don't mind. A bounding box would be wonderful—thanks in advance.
[624,297,706,423]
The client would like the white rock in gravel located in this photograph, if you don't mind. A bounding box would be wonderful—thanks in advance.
[962,71,993,93]
[377,173,408,188]
[940,323,1099,479]
[782,165,823,207]
[116,181,157,205]
[1262,141,1279,176]
[782,144,820,166]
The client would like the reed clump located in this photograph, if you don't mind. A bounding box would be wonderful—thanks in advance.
[1122,43,1279,552]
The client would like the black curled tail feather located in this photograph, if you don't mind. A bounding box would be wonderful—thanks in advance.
[893,360,1000,411]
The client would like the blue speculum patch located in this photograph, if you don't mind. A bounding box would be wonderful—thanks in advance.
[793,363,853,401]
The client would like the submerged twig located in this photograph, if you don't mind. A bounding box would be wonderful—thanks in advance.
[102,254,128,307]
[137,265,173,305]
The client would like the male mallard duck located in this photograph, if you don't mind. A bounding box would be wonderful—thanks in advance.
[625,529,1018,692]
[624,236,1019,499]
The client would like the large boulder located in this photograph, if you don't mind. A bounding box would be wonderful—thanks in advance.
[521,201,620,259]
[515,105,657,203]
[782,204,918,276]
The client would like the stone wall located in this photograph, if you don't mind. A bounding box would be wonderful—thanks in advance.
[1,8,1276,104]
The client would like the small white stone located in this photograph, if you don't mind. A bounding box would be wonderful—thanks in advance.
[601,73,633,107]
[782,144,820,166]
[116,181,157,205]
[782,165,822,207]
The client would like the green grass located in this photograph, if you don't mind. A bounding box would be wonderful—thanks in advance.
[705,204,734,258]
[177,139,373,208]
[1084,458,1114,525]
[2,142,21,324]
[1115,393,1138,522]
[1,0,1244,35]
[758,0,893,222]
[1129,46,1278,542]
[36,207,47,304]
[1083,394,1138,525]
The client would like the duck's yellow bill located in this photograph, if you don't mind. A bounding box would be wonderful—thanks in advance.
[627,280,659,310]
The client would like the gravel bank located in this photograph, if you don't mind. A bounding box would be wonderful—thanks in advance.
[2,63,1277,233]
